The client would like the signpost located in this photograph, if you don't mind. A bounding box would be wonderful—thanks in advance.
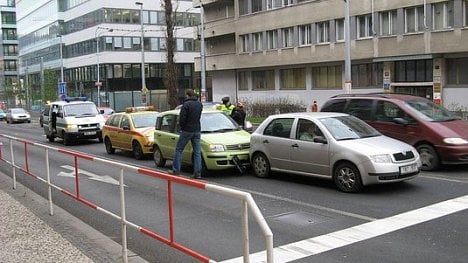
[58,82,67,100]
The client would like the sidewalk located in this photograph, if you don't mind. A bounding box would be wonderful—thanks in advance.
[0,171,147,263]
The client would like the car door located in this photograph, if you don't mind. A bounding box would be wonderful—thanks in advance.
[119,115,133,150]
[155,114,179,160]
[290,118,330,176]
[262,118,294,170]
[106,114,122,148]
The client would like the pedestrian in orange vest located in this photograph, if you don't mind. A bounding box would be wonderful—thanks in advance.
[311,100,318,112]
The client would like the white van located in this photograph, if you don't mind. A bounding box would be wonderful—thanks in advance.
[43,98,106,145]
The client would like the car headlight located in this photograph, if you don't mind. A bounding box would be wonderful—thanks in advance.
[443,138,468,145]
[369,154,392,163]
[66,124,78,129]
[208,144,225,152]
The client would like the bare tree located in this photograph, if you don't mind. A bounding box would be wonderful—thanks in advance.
[164,0,179,109]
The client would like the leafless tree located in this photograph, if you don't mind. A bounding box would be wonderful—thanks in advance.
[163,0,179,109]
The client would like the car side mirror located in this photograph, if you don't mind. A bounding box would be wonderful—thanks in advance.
[122,125,130,130]
[393,117,408,126]
[313,136,328,144]
[243,120,253,132]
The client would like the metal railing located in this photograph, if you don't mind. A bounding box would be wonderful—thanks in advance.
[0,134,273,263]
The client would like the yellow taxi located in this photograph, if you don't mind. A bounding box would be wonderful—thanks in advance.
[102,106,159,159]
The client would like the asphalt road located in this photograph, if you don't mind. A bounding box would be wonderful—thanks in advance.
[1,120,467,263]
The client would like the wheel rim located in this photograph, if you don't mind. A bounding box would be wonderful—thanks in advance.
[419,148,434,169]
[133,142,143,159]
[336,167,356,190]
[153,149,162,165]
[253,155,267,177]
[105,138,113,153]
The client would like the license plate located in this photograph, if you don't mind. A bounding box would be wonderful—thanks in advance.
[400,164,418,174]
[84,131,96,136]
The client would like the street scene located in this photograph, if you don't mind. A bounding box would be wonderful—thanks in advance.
[1,0,468,262]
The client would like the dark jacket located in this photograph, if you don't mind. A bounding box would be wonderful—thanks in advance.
[231,108,246,126]
[179,96,203,132]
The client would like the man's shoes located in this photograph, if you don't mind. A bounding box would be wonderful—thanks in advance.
[192,173,201,179]
[168,169,179,175]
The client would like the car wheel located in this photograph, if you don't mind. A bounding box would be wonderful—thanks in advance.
[417,144,439,171]
[333,162,363,193]
[133,141,144,160]
[48,134,55,143]
[153,145,166,168]
[63,132,70,146]
[98,136,103,143]
[104,137,115,154]
[252,153,271,178]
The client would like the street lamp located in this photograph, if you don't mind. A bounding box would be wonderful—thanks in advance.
[95,27,113,107]
[135,1,147,105]
[344,0,352,94]
[200,4,206,102]
[59,35,64,83]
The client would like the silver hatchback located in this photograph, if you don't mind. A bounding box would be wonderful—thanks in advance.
[250,112,421,192]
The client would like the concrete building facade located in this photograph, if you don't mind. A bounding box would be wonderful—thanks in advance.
[0,0,18,108]
[195,0,468,112]
[16,0,200,111]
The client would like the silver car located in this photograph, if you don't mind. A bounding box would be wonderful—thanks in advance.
[5,108,31,124]
[250,112,421,192]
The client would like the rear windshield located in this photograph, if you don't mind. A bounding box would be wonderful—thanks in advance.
[405,99,461,122]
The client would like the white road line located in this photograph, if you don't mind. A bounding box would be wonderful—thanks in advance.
[220,195,468,263]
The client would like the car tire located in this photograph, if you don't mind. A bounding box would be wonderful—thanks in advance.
[416,144,439,171]
[133,141,144,160]
[252,152,271,178]
[153,145,166,168]
[98,136,103,143]
[333,162,363,193]
[104,137,115,154]
[48,134,55,143]
[63,132,70,146]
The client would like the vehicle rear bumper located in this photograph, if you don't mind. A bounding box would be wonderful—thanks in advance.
[436,144,468,165]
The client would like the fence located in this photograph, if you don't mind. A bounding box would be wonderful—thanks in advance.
[0,134,273,263]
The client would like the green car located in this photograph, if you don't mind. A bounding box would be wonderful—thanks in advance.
[152,109,251,175]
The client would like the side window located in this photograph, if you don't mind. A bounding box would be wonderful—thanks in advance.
[264,118,294,138]
[321,99,347,112]
[43,105,50,117]
[160,115,177,132]
[376,101,416,124]
[346,99,373,121]
[120,116,130,128]
[296,119,323,142]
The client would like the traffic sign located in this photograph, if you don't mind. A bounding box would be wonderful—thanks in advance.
[95,81,102,87]
[58,82,67,95]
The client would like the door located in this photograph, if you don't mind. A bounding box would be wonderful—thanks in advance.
[262,118,294,170]
[119,115,132,150]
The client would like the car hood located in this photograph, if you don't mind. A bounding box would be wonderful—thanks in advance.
[425,119,468,138]
[65,115,104,124]
[135,127,155,137]
[201,130,251,144]
[339,135,415,155]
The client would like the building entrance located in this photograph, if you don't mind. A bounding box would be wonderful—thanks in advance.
[393,86,433,100]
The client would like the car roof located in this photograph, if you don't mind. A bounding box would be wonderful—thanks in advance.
[161,108,221,115]
[113,111,158,116]
[267,112,349,119]
[330,93,425,101]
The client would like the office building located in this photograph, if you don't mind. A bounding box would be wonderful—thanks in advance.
[196,0,468,112]
[17,0,200,111]
[0,0,18,108]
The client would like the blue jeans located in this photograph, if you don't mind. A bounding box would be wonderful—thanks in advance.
[173,131,201,175]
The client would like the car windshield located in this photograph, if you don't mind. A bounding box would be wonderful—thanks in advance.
[201,112,239,133]
[132,112,158,128]
[320,115,381,141]
[64,103,99,117]
[11,108,27,114]
[404,99,461,122]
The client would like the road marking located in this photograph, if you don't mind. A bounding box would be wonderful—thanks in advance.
[220,195,468,263]
[57,165,123,186]
[421,174,468,183]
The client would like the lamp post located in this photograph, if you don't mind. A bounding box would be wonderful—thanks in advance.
[59,35,64,83]
[95,27,113,107]
[344,0,352,94]
[135,1,147,105]
[200,4,206,102]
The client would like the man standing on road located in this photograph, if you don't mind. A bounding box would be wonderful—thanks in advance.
[171,89,203,179]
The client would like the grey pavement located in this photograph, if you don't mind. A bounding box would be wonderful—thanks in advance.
[0,171,148,263]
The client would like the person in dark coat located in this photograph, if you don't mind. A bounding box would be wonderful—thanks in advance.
[171,89,203,178]
[231,102,246,127]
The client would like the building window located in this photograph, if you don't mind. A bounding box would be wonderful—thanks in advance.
[394,60,432,82]
[351,63,383,87]
[447,58,468,84]
[239,0,249,15]
[253,32,263,51]
[312,65,342,89]
[283,0,293,7]
[336,19,344,41]
[3,45,17,56]
[280,68,306,90]
[380,10,397,35]
[405,6,425,33]
[267,30,278,49]
[252,0,263,13]
[357,14,372,38]
[316,21,330,43]
[240,34,250,52]
[252,70,275,90]
[465,0,468,26]
[299,24,311,46]
[433,1,454,30]
[281,27,294,48]
[237,71,249,90]
[267,0,282,10]
[4,60,17,71]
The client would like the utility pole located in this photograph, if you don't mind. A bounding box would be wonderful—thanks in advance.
[344,0,352,94]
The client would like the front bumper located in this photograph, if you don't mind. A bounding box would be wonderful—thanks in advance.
[204,151,250,171]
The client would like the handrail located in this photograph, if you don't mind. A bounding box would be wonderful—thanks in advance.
[0,134,273,263]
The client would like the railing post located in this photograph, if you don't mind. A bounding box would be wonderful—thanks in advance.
[241,199,250,263]
[119,168,128,263]
[9,138,16,190]
[46,148,54,215]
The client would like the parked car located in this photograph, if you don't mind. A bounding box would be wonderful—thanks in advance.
[5,108,31,124]
[98,106,115,120]
[0,109,6,121]
[250,112,421,193]
[102,106,159,160]
[321,93,468,171]
[152,109,251,175]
